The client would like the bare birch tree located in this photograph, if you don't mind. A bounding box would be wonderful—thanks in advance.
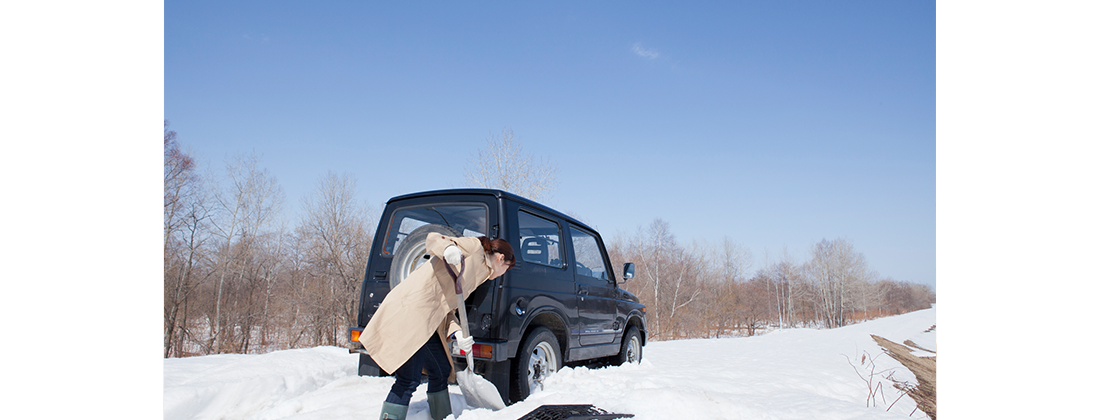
[807,238,869,328]
[209,154,284,353]
[632,220,672,338]
[762,247,810,329]
[464,127,558,200]
[626,219,707,339]
[667,241,703,336]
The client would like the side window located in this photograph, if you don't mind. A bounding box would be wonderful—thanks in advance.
[517,211,563,268]
[570,226,608,281]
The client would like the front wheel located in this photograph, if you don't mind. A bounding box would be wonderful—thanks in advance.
[515,327,561,400]
[615,327,642,365]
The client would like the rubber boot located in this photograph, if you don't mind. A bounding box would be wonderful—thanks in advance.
[426,391,452,420]
[379,402,408,420]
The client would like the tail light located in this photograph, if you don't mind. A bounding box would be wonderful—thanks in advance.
[455,343,494,359]
[348,327,364,344]
[473,343,493,359]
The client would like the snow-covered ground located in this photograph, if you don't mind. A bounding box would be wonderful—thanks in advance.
[165,307,935,420]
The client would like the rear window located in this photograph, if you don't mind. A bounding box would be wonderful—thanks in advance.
[382,204,488,255]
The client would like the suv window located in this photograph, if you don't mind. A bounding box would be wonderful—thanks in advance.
[382,204,488,255]
[517,211,563,268]
[569,226,608,281]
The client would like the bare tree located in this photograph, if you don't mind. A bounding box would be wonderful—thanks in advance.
[282,226,317,348]
[631,220,671,338]
[164,121,197,251]
[850,270,885,321]
[666,241,703,336]
[736,271,773,336]
[624,219,709,340]
[464,127,558,200]
[718,237,754,282]
[879,279,935,315]
[163,121,213,357]
[209,154,284,353]
[762,247,810,329]
[299,172,374,346]
[807,238,869,328]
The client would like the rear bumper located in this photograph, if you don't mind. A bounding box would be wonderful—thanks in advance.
[349,326,506,362]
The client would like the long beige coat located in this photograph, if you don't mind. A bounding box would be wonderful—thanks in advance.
[359,232,496,379]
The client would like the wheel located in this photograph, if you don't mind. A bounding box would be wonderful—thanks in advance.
[615,327,642,365]
[389,224,460,289]
[515,327,561,400]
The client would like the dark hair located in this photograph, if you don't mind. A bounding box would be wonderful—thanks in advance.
[478,236,515,270]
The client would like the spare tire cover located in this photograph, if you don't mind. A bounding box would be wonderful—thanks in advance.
[389,224,461,289]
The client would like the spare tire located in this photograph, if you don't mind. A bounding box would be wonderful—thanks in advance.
[389,224,461,289]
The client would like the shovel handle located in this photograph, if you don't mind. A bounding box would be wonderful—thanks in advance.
[445,258,475,366]
[455,287,475,367]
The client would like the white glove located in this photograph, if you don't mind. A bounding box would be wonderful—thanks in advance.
[453,330,474,354]
[444,245,463,266]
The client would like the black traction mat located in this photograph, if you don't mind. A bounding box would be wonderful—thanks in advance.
[517,404,634,420]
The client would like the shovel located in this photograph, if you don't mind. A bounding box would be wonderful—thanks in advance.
[445,258,507,410]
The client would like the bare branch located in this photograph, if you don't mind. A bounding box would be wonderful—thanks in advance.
[463,127,558,200]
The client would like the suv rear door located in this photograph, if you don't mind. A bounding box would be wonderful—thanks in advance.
[360,194,499,327]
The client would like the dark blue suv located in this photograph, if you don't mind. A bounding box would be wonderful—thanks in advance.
[349,189,646,404]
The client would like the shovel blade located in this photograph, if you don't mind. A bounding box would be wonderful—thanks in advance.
[456,368,506,410]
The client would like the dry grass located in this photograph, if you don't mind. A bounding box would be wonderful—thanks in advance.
[872,331,936,420]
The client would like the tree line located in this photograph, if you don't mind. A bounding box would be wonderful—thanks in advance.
[164,123,934,357]
[609,219,935,341]
[164,122,373,357]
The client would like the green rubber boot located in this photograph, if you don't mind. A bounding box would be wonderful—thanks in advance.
[379,402,408,420]
[427,391,452,420]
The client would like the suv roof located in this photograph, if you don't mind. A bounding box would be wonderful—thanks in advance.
[387,188,600,237]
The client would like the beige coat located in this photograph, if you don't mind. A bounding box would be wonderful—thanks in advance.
[359,232,496,379]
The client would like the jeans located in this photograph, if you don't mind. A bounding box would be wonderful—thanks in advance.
[385,334,452,406]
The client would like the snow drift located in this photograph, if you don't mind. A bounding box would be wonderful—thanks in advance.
[164,307,936,420]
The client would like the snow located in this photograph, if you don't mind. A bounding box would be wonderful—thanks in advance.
[165,307,935,420]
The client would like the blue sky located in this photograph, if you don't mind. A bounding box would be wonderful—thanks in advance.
[165,1,936,288]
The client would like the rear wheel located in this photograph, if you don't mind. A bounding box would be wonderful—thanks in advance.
[389,224,460,289]
[515,327,561,400]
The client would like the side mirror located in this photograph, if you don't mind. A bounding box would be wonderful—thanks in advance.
[621,262,635,281]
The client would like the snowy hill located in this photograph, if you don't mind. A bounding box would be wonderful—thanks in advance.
[164,307,935,420]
